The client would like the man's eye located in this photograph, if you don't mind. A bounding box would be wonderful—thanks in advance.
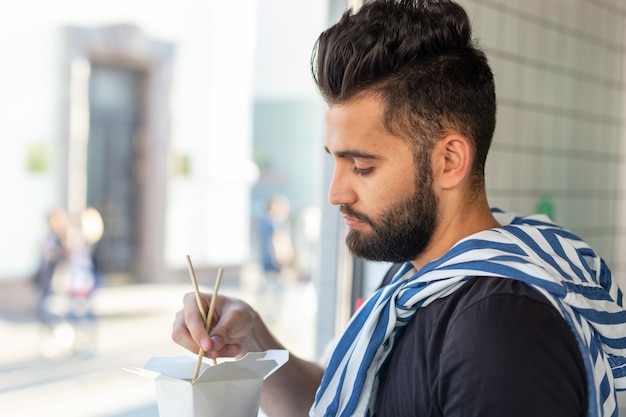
[354,166,373,176]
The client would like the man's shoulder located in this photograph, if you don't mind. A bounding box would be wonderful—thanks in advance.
[451,275,551,306]
[414,276,556,329]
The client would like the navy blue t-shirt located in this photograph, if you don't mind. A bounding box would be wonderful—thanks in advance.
[375,276,588,417]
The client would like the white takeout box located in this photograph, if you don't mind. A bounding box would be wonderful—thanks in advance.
[124,350,289,417]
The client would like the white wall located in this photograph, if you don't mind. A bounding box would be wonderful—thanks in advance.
[253,0,328,99]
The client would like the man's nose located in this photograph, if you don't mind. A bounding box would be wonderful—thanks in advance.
[328,167,357,206]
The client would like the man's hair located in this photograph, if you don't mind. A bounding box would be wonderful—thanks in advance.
[311,0,496,189]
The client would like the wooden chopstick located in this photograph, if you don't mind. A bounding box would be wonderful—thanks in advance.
[186,255,223,384]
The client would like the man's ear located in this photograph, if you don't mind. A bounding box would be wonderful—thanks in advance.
[431,133,472,190]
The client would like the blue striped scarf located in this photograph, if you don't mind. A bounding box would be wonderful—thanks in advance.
[310,210,626,417]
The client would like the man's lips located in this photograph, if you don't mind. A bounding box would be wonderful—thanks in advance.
[341,212,367,228]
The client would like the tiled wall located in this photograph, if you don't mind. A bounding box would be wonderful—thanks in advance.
[461,0,626,285]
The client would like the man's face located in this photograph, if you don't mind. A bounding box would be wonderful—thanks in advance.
[325,95,438,263]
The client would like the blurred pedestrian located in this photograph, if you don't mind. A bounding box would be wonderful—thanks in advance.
[256,195,295,322]
[36,206,104,358]
[64,207,104,355]
[32,208,69,330]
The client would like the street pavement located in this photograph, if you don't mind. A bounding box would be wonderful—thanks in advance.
[0,279,317,417]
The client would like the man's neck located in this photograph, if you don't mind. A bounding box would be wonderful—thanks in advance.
[411,196,499,271]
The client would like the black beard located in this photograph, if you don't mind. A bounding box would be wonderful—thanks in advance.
[343,166,438,263]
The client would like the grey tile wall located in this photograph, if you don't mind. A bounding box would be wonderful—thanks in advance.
[462,0,626,285]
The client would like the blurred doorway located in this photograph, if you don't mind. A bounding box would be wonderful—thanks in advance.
[87,64,142,276]
[65,24,174,283]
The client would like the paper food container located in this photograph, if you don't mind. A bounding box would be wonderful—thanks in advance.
[124,349,289,417]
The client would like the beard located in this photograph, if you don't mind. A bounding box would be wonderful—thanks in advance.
[343,163,438,263]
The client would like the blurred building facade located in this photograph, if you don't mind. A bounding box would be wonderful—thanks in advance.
[1,0,327,285]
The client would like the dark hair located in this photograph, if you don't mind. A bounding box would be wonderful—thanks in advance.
[311,0,496,189]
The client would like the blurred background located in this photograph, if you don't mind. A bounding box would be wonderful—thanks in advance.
[1,0,625,415]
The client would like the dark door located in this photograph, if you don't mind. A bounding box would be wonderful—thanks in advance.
[87,64,142,276]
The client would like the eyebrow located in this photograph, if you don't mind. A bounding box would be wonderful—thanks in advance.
[324,146,381,160]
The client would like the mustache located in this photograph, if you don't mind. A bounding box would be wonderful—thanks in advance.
[340,205,373,226]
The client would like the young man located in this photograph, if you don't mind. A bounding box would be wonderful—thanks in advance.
[172,1,626,416]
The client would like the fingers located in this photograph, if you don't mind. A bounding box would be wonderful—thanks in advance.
[171,291,254,359]
[172,308,202,353]
[208,302,250,356]
[172,292,210,353]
